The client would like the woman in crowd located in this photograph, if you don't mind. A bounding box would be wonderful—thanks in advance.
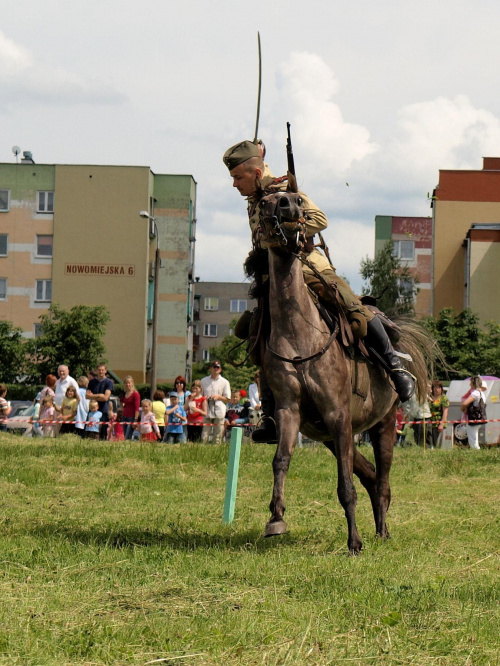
[0,384,11,432]
[57,385,78,435]
[173,376,191,441]
[461,376,487,450]
[120,375,141,440]
[187,380,207,442]
[429,380,449,449]
[152,390,167,440]
[39,374,57,400]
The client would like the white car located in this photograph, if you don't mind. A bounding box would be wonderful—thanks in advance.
[5,404,37,435]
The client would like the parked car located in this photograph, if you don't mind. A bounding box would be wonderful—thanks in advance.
[5,403,37,435]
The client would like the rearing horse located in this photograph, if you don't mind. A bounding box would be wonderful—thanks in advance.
[254,185,430,554]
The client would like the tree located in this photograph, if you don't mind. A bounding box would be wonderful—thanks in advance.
[25,304,110,383]
[0,321,26,383]
[360,240,419,316]
[423,307,500,379]
[193,319,258,392]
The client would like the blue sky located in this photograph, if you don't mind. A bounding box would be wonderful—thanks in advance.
[2,0,500,292]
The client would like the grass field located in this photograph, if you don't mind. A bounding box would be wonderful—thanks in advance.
[0,433,498,665]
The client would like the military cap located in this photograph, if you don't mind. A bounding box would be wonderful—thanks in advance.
[223,140,260,170]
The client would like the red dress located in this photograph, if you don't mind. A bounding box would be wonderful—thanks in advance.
[108,416,125,441]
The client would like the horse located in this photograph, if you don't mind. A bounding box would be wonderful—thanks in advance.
[248,183,432,554]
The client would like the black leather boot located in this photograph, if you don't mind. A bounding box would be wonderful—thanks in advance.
[251,378,278,443]
[366,316,416,403]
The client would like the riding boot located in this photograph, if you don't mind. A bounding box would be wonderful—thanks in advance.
[251,377,278,443]
[365,316,416,403]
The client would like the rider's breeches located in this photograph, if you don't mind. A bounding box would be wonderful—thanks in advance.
[303,268,374,339]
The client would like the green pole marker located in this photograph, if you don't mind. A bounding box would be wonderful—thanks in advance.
[223,427,243,524]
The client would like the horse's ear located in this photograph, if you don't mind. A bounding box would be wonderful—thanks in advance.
[287,171,298,193]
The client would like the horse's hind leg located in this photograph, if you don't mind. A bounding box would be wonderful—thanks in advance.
[367,406,397,538]
[265,406,300,537]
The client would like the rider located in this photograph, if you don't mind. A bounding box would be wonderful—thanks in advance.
[223,138,415,442]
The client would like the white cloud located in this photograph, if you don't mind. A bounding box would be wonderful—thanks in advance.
[388,94,500,178]
[275,52,379,176]
[0,29,126,108]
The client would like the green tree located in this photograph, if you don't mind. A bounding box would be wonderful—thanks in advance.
[193,319,258,392]
[25,303,110,383]
[0,321,26,383]
[360,240,419,316]
[423,307,500,379]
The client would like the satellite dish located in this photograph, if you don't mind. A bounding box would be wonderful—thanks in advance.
[12,146,21,156]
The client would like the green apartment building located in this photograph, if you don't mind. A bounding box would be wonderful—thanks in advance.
[0,155,197,383]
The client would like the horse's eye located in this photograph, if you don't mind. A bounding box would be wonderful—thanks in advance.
[279,198,289,208]
[297,197,303,206]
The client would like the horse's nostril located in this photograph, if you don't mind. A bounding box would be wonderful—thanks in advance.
[279,198,290,208]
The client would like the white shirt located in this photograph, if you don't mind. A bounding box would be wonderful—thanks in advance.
[248,382,260,409]
[200,375,231,419]
[54,375,80,408]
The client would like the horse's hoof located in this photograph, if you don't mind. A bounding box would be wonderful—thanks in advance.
[264,520,287,537]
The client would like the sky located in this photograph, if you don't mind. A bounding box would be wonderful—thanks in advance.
[2,0,500,293]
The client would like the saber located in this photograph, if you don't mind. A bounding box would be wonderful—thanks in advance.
[253,32,262,143]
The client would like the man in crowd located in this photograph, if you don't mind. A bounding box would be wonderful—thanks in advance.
[200,360,231,444]
[86,363,114,440]
[54,365,80,409]
[223,138,415,442]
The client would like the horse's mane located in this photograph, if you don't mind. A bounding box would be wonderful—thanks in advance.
[244,248,269,299]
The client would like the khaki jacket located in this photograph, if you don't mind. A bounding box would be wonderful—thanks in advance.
[247,166,332,275]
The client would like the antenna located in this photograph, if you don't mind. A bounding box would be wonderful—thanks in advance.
[12,146,21,163]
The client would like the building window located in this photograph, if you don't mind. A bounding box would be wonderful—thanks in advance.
[0,278,6,299]
[204,297,219,311]
[202,349,211,362]
[0,190,9,211]
[0,234,7,256]
[398,277,415,301]
[203,323,217,337]
[230,299,247,313]
[393,240,415,261]
[37,191,54,213]
[34,323,44,338]
[35,279,52,302]
[36,235,53,257]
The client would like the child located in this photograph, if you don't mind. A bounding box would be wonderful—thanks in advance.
[75,376,90,437]
[187,380,207,442]
[107,403,125,441]
[0,384,12,432]
[39,395,57,438]
[137,399,160,442]
[58,385,79,435]
[164,391,187,444]
[85,400,102,440]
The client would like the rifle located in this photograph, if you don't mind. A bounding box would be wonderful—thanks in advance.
[286,122,295,176]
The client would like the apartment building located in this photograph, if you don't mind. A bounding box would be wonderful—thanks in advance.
[0,154,197,383]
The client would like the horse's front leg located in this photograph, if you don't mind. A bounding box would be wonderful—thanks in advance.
[328,413,362,554]
[265,405,300,537]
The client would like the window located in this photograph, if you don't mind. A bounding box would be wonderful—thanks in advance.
[202,349,211,362]
[203,323,217,337]
[0,278,6,299]
[230,299,247,313]
[35,279,52,302]
[393,240,415,261]
[0,234,7,256]
[34,323,43,338]
[204,297,219,311]
[36,235,53,257]
[0,190,9,211]
[37,191,54,213]
[398,277,415,301]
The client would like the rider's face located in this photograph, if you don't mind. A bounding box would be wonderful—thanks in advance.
[230,163,261,197]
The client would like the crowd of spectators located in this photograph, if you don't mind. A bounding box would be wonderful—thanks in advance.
[1,359,261,444]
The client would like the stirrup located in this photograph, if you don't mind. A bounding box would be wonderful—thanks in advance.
[251,417,278,443]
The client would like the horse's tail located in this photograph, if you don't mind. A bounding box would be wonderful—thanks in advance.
[393,317,443,402]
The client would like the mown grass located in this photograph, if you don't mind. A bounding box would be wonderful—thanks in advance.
[0,433,498,665]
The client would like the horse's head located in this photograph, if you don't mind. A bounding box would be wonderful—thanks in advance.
[258,183,307,251]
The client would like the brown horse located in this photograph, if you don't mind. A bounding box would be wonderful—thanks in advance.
[252,186,431,554]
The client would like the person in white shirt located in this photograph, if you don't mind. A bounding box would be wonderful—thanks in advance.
[54,365,80,409]
[200,360,231,444]
[248,370,261,425]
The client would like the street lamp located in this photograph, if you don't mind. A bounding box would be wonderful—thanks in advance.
[139,211,160,399]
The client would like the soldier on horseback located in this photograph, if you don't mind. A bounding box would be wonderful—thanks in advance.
[223,138,415,443]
